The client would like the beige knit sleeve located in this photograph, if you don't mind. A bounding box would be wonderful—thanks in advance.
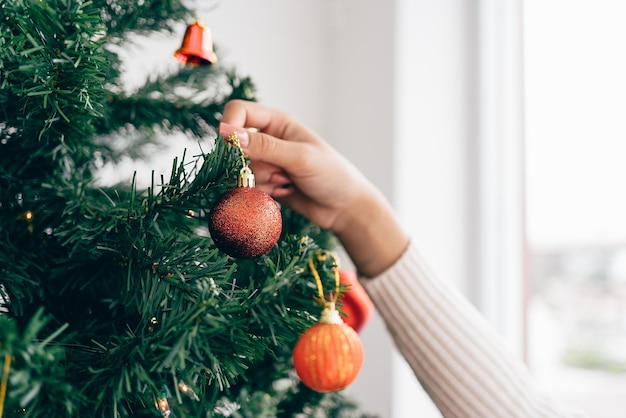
[361,243,586,418]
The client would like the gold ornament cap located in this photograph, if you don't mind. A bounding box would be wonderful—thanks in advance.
[238,166,255,188]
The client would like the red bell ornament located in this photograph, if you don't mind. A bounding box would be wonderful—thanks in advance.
[174,21,217,66]
[338,269,374,333]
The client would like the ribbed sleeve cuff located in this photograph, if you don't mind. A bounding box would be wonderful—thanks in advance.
[361,243,586,418]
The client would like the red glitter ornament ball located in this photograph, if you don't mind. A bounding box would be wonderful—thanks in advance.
[209,187,282,259]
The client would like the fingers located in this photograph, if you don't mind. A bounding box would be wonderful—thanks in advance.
[250,159,296,198]
[221,100,321,145]
[248,161,285,183]
[220,100,277,131]
[269,183,296,198]
[248,166,295,198]
[221,100,297,140]
[218,121,309,174]
[249,161,292,189]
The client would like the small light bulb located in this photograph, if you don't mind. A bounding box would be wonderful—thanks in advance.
[156,397,171,417]
[147,316,158,332]
[178,382,200,401]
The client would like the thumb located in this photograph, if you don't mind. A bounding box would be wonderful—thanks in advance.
[219,122,305,172]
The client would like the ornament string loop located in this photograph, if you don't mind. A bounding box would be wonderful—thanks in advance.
[0,354,12,418]
[226,132,255,187]
[308,251,341,310]
[226,132,247,169]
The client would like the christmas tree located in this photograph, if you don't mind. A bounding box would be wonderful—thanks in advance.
[0,1,371,416]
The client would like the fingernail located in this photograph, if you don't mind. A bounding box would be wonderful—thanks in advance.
[219,122,249,147]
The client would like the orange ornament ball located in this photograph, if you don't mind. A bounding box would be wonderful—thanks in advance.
[292,307,364,392]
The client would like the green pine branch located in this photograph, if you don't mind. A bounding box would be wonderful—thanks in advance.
[0,0,371,416]
[100,0,193,41]
[0,0,107,178]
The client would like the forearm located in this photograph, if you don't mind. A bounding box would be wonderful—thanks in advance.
[333,185,410,278]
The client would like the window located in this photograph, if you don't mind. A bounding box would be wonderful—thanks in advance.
[524,1,626,416]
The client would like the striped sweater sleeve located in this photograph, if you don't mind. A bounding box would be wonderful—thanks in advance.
[361,243,586,418]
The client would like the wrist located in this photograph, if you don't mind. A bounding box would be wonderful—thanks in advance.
[334,186,409,278]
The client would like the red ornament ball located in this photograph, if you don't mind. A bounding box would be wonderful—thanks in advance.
[209,187,282,259]
[338,269,374,333]
[292,308,364,392]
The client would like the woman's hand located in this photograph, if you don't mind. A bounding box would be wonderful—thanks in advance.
[219,100,409,277]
